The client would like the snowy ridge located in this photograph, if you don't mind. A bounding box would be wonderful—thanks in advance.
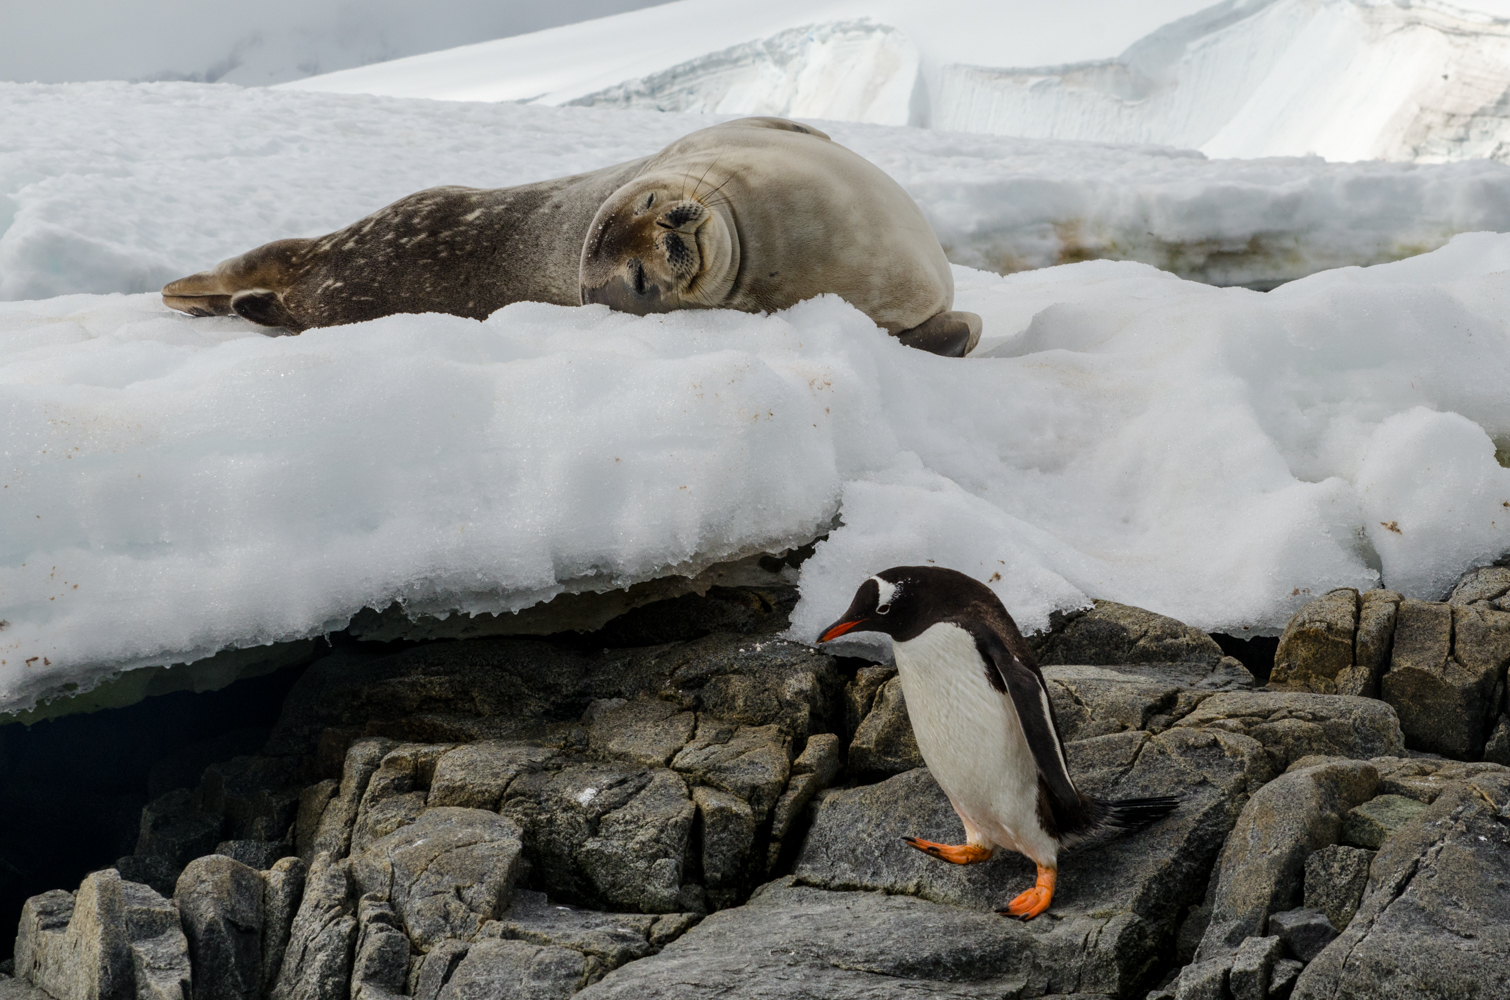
[285,0,1510,162]
[941,0,1510,162]
[567,21,921,127]
[4,84,1510,304]
[4,235,1510,713]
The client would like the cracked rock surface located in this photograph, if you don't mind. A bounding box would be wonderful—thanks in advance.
[9,582,1510,1000]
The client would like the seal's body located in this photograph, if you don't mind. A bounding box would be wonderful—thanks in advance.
[162,118,981,356]
[817,566,1178,920]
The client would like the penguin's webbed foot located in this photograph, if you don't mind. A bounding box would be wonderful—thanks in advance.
[902,837,992,864]
[1000,865,1056,921]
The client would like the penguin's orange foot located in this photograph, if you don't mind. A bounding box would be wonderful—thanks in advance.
[1001,865,1056,920]
[902,837,993,864]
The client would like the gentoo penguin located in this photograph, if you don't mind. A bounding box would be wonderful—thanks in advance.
[817,566,1177,920]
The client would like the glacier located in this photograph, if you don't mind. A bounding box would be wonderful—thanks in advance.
[285,0,1510,162]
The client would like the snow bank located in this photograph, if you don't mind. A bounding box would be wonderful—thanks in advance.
[286,0,1510,163]
[5,82,1510,305]
[5,234,1510,713]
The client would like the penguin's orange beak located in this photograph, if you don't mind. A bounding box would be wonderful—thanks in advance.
[817,617,869,643]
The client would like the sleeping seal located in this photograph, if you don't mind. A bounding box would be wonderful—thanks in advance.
[162,117,981,357]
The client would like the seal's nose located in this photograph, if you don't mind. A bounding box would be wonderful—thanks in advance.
[580,261,671,314]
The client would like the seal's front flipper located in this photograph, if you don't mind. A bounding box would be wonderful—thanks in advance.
[896,310,982,358]
[231,289,304,333]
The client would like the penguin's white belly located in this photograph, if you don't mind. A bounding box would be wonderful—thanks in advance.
[892,622,1058,865]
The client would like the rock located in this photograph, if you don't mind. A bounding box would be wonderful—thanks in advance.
[1302,845,1372,930]
[845,677,923,777]
[1447,563,1510,609]
[671,722,790,823]
[175,855,266,1000]
[1267,909,1337,964]
[110,856,181,899]
[1269,959,1302,1000]
[1193,759,1377,962]
[1271,589,1359,694]
[1293,776,1510,999]
[260,857,306,995]
[136,789,222,869]
[1381,601,1510,759]
[1228,935,1282,1000]
[1043,658,1255,743]
[691,787,754,908]
[1030,600,1225,667]
[1487,714,1510,766]
[585,698,696,768]
[768,733,842,846]
[213,841,286,872]
[1172,691,1404,771]
[1174,959,1230,1000]
[15,870,191,1000]
[309,739,398,862]
[427,741,555,810]
[349,897,408,1000]
[351,807,524,952]
[349,793,427,857]
[199,756,301,843]
[435,939,584,1000]
[1353,590,1402,698]
[843,665,894,741]
[794,727,1268,996]
[269,852,357,1000]
[408,940,468,1000]
[1341,794,1428,849]
[580,878,1122,998]
[0,974,52,1000]
[488,890,697,985]
[293,781,336,860]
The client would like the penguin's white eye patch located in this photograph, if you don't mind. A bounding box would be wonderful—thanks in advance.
[870,576,898,614]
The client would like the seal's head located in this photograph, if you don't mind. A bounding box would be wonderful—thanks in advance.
[579,174,739,314]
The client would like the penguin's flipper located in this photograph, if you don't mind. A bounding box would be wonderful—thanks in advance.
[1001,865,1056,921]
[972,629,1101,837]
[902,837,992,864]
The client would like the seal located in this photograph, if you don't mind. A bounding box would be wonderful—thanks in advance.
[163,117,982,356]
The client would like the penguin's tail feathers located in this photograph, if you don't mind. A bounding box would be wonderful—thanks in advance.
[1099,795,1179,829]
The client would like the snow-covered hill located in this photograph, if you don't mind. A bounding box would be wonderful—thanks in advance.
[287,0,1510,162]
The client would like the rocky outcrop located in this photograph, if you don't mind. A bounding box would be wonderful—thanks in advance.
[1171,692,1404,771]
[1029,600,1226,667]
[1380,599,1510,759]
[15,586,1510,1000]
[1269,589,1400,698]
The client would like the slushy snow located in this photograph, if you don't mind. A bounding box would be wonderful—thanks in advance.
[6,82,1510,305]
[5,234,1510,713]
[286,0,1510,162]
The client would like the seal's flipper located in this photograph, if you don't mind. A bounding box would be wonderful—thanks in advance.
[231,289,303,332]
[896,310,982,358]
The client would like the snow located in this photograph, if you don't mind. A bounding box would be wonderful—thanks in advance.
[5,231,1510,713]
[6,82,1510,307]
[284,0,1510,162]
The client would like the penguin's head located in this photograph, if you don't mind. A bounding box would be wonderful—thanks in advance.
[817,566,992,644]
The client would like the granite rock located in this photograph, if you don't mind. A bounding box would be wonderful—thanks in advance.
[487,890,699,985]
[1030,601,1225,667]
[1341,794,1429,849]
[1293,770,1510,999]
[174,855,266,1000]
[585,698,696,768]
[351,807,524,952]
[1227,935,1282,1000]
[1043,658,1254,743]
[1270,589,1360,694]
[268,852,357,1000]
[1302,845,1371,930]
[426,742,555,811]
[434,938,584,1000]
[1381,601,1510,759]
[846,677,924,777]
[671,722,790,823]
[1192,759,1377,963]
[1447,563,1510,609]
[1266,909,1336,964]
[1172,692,1404,771]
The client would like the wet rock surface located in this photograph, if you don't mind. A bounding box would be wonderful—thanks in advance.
[8,583,1510,999]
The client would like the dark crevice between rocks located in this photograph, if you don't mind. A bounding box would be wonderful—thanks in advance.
[1212,632,1278,685]
[0,657,314,961]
